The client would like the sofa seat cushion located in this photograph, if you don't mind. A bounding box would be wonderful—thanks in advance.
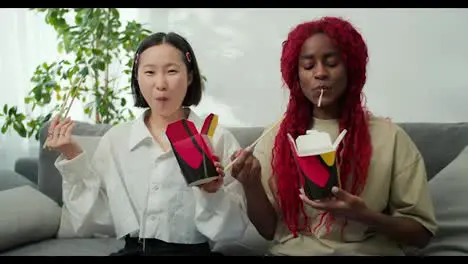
[1,238,124,256]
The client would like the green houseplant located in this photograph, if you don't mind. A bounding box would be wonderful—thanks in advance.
[0,8,152,140]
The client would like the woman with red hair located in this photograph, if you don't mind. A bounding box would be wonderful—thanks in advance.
[250,16,437,256]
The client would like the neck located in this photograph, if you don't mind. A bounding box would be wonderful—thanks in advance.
[147,108,188,132]
[313,103,340,120]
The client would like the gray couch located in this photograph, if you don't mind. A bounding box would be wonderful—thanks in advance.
[1,120,468,256]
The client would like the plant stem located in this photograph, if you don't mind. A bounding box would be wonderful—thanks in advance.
[103,8,111,124]
[91,9,101,123]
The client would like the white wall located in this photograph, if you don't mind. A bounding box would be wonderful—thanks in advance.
[145,8,468,126]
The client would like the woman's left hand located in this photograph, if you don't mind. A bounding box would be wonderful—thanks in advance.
[199,155,224,193]
[299,186,371,222]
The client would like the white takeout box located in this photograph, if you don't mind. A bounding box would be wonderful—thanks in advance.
[288,129,347,157]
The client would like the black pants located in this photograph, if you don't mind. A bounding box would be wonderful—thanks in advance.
[110,235,222,256]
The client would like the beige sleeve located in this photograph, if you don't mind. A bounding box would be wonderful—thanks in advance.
[252,122,281,212]
[388,126,438,236]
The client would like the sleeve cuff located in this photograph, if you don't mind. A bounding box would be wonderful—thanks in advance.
[191,185,227,211]
[392,211,438,236]
[54,151,95,185]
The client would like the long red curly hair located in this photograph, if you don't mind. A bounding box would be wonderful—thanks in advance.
[272,16,372,237]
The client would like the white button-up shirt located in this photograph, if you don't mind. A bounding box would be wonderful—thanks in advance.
[55,109,249,245]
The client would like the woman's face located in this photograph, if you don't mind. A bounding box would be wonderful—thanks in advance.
[137,43,192,117]
[298,33,348,109]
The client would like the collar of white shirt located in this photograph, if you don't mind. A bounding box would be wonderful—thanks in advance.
[127,108,204,152]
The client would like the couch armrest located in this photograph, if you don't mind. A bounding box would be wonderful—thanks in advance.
[0,169,37,192]
[14,157,39,185]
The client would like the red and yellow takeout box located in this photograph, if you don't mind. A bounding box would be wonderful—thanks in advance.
[165,114,219,187]
[287,129,347,200]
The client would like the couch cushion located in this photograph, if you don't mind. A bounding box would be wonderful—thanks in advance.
[0,185,61,252]
[397,122,468,180]
[1,238,124,256]
[417,146,468,255]
[38,121,111,205]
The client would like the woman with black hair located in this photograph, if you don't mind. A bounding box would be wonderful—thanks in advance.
[46,32,259,256]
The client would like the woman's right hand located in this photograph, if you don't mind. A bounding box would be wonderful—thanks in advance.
[45,115,83,160]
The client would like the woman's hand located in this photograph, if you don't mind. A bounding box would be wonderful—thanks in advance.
[45,115,83,160]
[300,186,371,222]
[199,155,224,193]
[301,186,434,248]
[230,149,262,189]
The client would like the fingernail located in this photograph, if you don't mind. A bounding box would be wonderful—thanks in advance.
[331,186,339,193]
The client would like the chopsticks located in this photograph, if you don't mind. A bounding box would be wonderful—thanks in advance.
[224,116,284,172]
[43,78,83,149]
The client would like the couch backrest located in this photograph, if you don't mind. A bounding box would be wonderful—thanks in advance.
[397,122,468,182]
[38,121,468,206]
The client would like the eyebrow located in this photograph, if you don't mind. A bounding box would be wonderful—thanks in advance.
[299,51,339,60]
[141,63,180,68]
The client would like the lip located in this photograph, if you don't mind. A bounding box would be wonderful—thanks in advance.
[315,85,331,91]
[155,97,168,101]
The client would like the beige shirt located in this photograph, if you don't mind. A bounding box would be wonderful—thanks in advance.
[253,115,438,256]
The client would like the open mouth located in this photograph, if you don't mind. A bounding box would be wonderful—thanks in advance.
[316,85,331,91]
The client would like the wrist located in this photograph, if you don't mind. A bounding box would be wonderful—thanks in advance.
[242,179,263,194]
[60,144,83,160]
[359,208,384,227]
